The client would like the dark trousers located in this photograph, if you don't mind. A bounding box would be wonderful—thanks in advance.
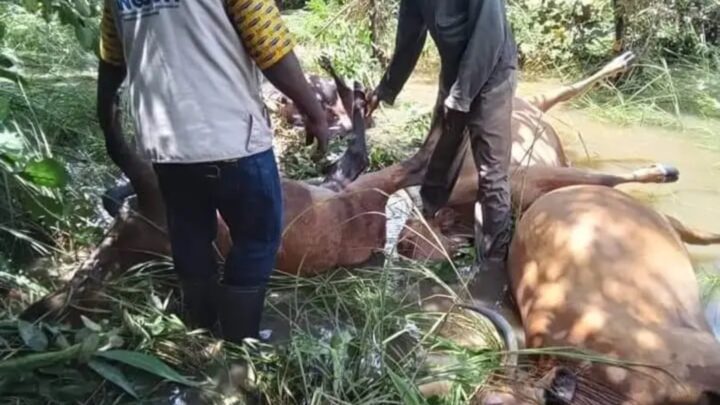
[420,71,516,263]
[154,149,283,288]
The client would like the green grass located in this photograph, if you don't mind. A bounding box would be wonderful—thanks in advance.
[0,258,506,404]
[0,6,117,264]
[699,267,720,303]
[572,54,720,150]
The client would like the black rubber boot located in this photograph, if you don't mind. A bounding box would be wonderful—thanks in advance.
[217,283,267,344]
[469,202,513,307]
[178,277,218,332]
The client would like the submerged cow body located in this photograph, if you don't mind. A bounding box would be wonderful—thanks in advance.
[476,186,720,405]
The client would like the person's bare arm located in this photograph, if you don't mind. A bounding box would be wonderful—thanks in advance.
[96,0,130,168]
[227,0,329,156]
[262,51,328,151]
[97,61,128,166]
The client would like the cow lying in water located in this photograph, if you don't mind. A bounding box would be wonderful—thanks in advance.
[20,56,710,323]
[473,186,720,405]
[395,51,720,259]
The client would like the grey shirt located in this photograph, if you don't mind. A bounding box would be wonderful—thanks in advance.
[104,0,276,164]
[377,0,517,112]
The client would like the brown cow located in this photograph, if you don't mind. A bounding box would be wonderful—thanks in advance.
[20,63,437,322]
[394,51,720,260]
[473,186,720,405]
[21,53,703,323]
[396,163,683,261]
[20,55,709,325]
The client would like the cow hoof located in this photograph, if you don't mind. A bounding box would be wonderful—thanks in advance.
[652,163,680,183]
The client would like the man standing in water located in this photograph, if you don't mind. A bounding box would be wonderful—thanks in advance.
[96,0,329,343]
[368,1,518,306]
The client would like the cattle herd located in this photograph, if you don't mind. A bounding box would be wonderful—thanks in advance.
[21,53,720,404]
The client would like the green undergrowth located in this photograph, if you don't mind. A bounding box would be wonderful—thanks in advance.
[0,6,118,266]
[276,108,430,180]
[699,267,720,303]
[0,258,507,404]
[573,54,720,150]
[282,1,438,84]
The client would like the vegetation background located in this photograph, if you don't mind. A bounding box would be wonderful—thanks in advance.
[0,0,718,403]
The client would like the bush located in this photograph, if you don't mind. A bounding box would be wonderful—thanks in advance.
[509,0,615,72]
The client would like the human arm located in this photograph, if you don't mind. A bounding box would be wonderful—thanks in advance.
[227,0,329,156]
[262,53,329,154]
[96,1,129,168]
[368,0,427,115]
[444,0,507,113]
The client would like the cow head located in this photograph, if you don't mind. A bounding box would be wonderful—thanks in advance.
[476,367,578,405]
[397,208,460,261]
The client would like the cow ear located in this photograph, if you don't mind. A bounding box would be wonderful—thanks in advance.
[544,367,577,405]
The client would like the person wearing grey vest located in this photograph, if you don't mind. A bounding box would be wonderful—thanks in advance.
[96,0,329,343]
[367,0,518,308]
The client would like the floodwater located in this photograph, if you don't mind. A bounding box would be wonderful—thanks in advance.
[382,74,720,339]
[519,79,720,269]
[385,75,720,269]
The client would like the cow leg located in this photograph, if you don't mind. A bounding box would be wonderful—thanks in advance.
[512,163,679,211]
[319,82,370,191]
[664,214,720,245]
[528,51,636,113]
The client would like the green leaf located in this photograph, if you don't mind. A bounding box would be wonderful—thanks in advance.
[0,65,25,85]
[87,358,139,399]
[96,350,199,387]
[73,0,91,17]
[74,25,95,52]
[17,320,48,351]
[81,315,103,332]
[20,158,70,188]
[387,368,424,405]
[0,344,84,374]
[0,96,9,121]
[0,22,6,42]
[79,332,101,362]
[55,332,71,349]
[22,0,41,14]
[0,128,23,156]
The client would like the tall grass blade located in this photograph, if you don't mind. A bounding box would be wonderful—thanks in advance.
[96,350,199,387]
[17,320,48,351]
[87,358,139,399]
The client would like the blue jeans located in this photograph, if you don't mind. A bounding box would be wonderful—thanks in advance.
[153,149,283,287]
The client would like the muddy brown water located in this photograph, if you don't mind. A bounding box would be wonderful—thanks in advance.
[376,75,720,340]
[518,79,720,269]
[383,76,720,269]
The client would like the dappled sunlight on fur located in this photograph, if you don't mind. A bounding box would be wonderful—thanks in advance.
[504,186,720,404]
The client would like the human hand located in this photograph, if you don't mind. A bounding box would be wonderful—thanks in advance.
[365,88,381,119]
[304,115,330,161]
